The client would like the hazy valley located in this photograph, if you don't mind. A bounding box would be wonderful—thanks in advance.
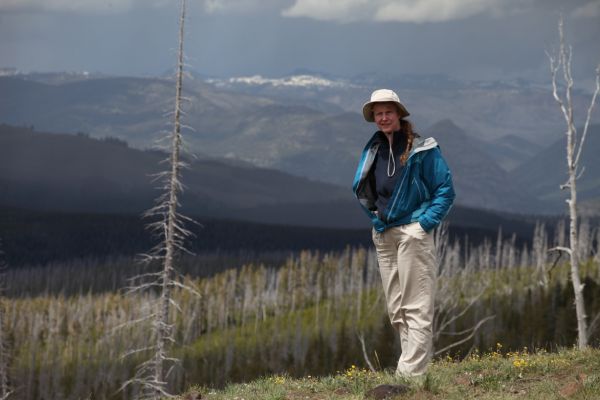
[2,72,600,216]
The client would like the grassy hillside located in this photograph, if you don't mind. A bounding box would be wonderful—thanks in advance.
[178,347,600,399]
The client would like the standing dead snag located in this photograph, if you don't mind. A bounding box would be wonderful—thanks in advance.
[0,241,12,400]
[121,0,199,398]
[150,0,188,395]
[547,16,600,349]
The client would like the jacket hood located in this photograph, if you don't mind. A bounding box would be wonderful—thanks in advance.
[410,137,438,157]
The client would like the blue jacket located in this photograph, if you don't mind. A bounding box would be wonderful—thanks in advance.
[352,133,455,233]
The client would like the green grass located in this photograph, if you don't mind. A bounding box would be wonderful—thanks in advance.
[176,347,600,399]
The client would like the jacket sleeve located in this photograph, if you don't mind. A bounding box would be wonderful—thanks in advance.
[418,147,455,232]
[352,135,380,213]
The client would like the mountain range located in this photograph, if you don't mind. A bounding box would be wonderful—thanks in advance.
[1,72,600,215]
[514,125,600,207]
[204,71,600,147]
[0,123,549,250]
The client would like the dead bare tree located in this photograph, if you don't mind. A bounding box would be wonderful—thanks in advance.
[0,241,12,400]
[121,0,199,398]
[547,16,600,349]
[533,222,549,286]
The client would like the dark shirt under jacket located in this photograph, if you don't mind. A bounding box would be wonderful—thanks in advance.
[372,131,407,220]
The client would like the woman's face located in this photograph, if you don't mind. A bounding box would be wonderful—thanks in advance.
[373,103,401,135]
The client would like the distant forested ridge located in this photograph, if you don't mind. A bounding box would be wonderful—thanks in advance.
[0,123,365,228]
[0,206,371,267]
[0,200,564,271]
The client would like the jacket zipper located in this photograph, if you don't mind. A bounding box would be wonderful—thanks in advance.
[413,177,423,201]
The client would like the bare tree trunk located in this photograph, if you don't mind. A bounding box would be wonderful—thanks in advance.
[547,16,600,349]
[567,180,587,347]
[533,222,548,286]
[0,311,9,400]
[120,1,198,398]
[0,241,12,400]
[152,0,187,393]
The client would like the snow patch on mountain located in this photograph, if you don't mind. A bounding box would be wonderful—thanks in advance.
[207,74,360,89]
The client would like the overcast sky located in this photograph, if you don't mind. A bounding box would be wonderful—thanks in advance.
[1,0,599,83]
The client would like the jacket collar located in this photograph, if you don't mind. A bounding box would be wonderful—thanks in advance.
[372,130,418,145]
[409,137,438,158]
[367,132,437,159]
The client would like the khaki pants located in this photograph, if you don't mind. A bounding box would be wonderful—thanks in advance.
[372,222,436,376]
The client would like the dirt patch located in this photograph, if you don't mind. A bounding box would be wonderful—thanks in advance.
[365,384,411,399]
[558,373,587,398]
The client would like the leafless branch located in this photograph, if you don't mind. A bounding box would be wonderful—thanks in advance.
[169,279,202,297]
[120,346,157,360]
[0,391,13,400]
[574,65,600,167]
[111,313,157,335]
[434,315,495,357]
[587,312,600,341]
[436,288,486,335]
[0,241,12,400]
[546,249,564,278]
[356,332,377,372]
[548,246,572,256]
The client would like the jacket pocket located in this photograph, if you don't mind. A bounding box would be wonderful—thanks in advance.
[405,221,428,239]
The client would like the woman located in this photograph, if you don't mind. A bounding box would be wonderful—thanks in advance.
[352,89,455,377]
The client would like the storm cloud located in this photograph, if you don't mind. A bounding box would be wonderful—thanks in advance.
[0,0,598,83]
[282,0,517,23]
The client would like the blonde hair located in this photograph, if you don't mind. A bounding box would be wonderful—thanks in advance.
[399,119,415,166]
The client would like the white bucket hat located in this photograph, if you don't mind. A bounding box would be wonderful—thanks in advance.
[362,89,409,122]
